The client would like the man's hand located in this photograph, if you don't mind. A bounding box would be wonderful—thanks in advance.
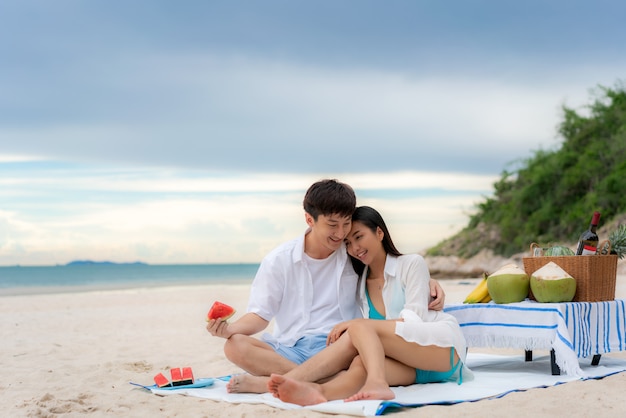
[206,318,233,339]
[206,312,269,340]
[428,278,446,310]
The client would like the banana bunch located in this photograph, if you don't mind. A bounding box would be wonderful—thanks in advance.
[463,274,492,304]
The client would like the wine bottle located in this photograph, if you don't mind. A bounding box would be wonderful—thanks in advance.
[576,211,601,255]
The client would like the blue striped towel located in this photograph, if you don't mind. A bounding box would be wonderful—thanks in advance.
[444,299,626,377]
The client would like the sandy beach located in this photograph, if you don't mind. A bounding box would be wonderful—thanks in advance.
[3,272,626,418]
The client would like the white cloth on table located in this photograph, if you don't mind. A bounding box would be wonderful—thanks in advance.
[444,299,626,377]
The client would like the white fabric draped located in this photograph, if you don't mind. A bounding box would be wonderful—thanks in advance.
[444,299,626,376]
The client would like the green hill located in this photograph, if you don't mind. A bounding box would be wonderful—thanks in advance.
[428,81,626,258]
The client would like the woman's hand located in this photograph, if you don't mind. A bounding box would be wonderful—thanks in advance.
[326,320,354,345]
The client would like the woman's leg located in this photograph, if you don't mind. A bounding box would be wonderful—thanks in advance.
[270,319,457,404]
[269,355,368,405]
[343,320,389,398]
[342,320,457,401]
[270,355,417,405]
[352,320,459,372]
[283,331,358,383]
[229,330,358,394]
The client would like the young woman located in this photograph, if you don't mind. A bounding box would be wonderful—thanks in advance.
[268,206,470,405]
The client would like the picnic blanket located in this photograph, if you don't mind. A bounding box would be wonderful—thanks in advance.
[133,352,626,416]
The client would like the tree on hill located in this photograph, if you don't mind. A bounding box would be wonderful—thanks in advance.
[429,82,626,258]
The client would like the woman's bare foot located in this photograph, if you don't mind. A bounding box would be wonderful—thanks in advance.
[344,380,395,402]
[226,374,269,393]
[267,374,327,406]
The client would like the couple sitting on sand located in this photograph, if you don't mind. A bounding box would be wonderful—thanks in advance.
[206,179,470,405]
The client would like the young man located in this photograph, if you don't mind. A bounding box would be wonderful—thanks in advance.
[206,179,444,393]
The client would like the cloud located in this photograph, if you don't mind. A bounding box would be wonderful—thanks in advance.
[3,0,625,177]
[0,163,496,265]
[0,161,496,194]
[2,1,624,266]
[2,50,611,176]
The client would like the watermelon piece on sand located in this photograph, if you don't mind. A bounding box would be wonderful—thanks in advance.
[170,368,184,386]
[207,301,236,321]
[154,372,171,388]
[181,367,194,385]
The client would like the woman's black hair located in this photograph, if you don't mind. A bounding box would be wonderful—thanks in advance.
[348,206,403,277]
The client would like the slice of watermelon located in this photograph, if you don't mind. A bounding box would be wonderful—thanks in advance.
[153,372,171,388]
[207,301,236,321]
[170,368,184,386]
[181,367,194,385]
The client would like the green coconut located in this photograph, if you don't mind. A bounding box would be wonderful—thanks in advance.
[530,261,576,303]
[486,263,530,304]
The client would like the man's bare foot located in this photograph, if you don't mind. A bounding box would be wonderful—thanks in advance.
[226,374,270,393]
[267,374,327,406]
[344,380,395,402]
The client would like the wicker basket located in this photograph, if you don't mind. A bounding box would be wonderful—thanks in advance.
[523,243,618,302]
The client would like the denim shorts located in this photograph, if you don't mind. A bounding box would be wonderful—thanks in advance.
[270,334,328,365]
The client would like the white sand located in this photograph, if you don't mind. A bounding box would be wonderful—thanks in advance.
[3,276,626,417]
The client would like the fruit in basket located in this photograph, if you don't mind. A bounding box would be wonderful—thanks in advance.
[486,264,530,304]
[543,246,575,256]
[530,261,576,303]
[606,224,626,259]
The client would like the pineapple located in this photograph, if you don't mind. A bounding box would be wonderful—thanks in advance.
[606,224,626,259]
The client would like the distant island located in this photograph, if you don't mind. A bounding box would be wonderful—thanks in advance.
[66,260,148,266]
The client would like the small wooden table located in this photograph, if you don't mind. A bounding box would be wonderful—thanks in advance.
[444,299,626,376]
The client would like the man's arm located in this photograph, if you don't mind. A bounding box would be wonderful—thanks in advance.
[206,312,269,339]
[428,278,446,310]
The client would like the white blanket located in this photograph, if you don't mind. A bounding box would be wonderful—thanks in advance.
[144,352,626,416]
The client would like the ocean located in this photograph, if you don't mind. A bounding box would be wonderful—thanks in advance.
[0,263,259,296]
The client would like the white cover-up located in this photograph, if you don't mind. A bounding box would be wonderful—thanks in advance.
[358,254,471,380]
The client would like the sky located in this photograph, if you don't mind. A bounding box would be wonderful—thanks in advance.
[1,1,625,266]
